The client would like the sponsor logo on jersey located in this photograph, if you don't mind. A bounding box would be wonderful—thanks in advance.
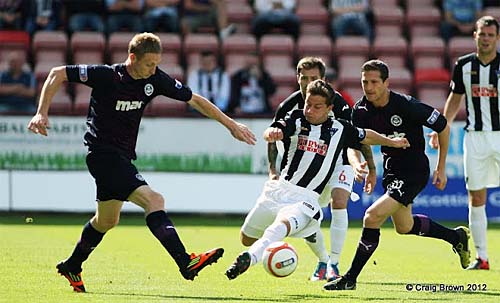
[384,131,406,139]
[175,79,182,89]
[79,65,88,82]
[472,84,498,97]
[135,174,145,181]
[427,109,440,125]
[144,83,154,96]
[115,100,143,111]
[297,135,328,156]
[390,115,402,126]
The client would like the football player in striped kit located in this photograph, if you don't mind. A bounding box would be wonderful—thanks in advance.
[429,16,500,271]
[225,79,409,280]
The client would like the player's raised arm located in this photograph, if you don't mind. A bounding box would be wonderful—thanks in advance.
[263,127,283,143]
[188,92,256,145]
[27,66,68,136]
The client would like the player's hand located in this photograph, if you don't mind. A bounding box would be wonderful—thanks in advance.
[230,122,256,145]
[364,170,376,194]
[391,138,410,149]
[432,169,447,190]
[27,113,50,136]
[264,127,283,143]
[353,161,368,183]
[427,131,439,149]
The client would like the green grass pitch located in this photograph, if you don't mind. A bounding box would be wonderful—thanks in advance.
[0,213,499,303]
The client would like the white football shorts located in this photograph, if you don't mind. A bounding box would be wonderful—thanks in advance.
[241,179,322,239]
[464,131,500,190]
[318,163,356,208]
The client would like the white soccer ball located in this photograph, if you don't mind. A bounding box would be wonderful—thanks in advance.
[262,241,298,277]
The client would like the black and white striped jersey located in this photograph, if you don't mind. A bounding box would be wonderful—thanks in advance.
[272,90,352,170]
[451,52,500,131]
[271,110,365,194]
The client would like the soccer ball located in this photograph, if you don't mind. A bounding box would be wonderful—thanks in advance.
[262,241,298,277]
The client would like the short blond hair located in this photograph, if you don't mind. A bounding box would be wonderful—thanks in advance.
[128,33,162,59]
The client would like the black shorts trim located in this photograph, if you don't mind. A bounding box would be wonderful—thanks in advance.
[86,151,148,201]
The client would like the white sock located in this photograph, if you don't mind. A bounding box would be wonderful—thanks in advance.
[248,222,287,265]
[469,205,488,260]
[329,209,348,264]
[304,230,329,263]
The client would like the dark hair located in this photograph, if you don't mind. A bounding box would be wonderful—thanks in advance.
[128,33,162,59]
[306,79,334,106]
[476,16,499,34]
[297,57,326,78]
[361,59,389,82]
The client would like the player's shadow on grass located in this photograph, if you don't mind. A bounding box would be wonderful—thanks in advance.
[89,291,296,302]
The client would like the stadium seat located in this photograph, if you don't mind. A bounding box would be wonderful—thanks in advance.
[32,31,68,65]
[372,6,404,27]
[334,36,370,58]
[45,88,73,115]
[183,33,220,67]
[158,63,184,81]
[388,68,413,94]
[371,0,399,7]
[73,84,92,115]
[70,31,105,64]
[296,5,328,35]
[375,24,403,38]
[0,30,30,63]
[342,85,364,102]
[266,65,297,86]
[405,0,435,8]
[416,85,449,111]
[259,34,295,58]
[262,54,294,69]
[148,96,188,117]
[296,35,332,66]
[227,2,254,34]
[270,85,297,111]
[157,33,182,65]
[108,32,135,63]
[448,37,475,69]
[338,65,362,87]
[221,34,258,64]
[372,36,408,68]
[406,7,441,39]
[414,69,450,88]
[225,53,252,75]
[410,36,446,70]
[337,55,367,75]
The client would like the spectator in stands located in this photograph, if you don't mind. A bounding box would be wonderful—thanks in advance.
[187,50,230,112]
[0,0,28,30]
[440,0,483,43]
[325,69,354,107]
[0,52,36,113]
[228,51,276,115]
[328,0,373,42]
[181,0,235,40]
[105,0,143,34]
[144,0,180,33]
[63,0,105,33]
[25,0,62,35]
[251,0,300,40]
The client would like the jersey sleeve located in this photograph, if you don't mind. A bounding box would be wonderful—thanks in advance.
[450,59,465,95]
[409,97,447,133]
[270,109,300,137]
[351,104,368,128]
[66,64,114,88]
[338,119,366,149]
[155,69,192,102]
[332,92,352,120]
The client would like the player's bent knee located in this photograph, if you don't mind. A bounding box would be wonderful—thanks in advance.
[330,198,348,209]
[395,224,412,234]
[363,210,383,227]
[240,232,257,246]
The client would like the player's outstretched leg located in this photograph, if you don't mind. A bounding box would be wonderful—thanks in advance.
[180,248,224,280]
[56,261,85,292]
[323,276,356,291]
[225,251,251,280]
[452,226,471,269]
